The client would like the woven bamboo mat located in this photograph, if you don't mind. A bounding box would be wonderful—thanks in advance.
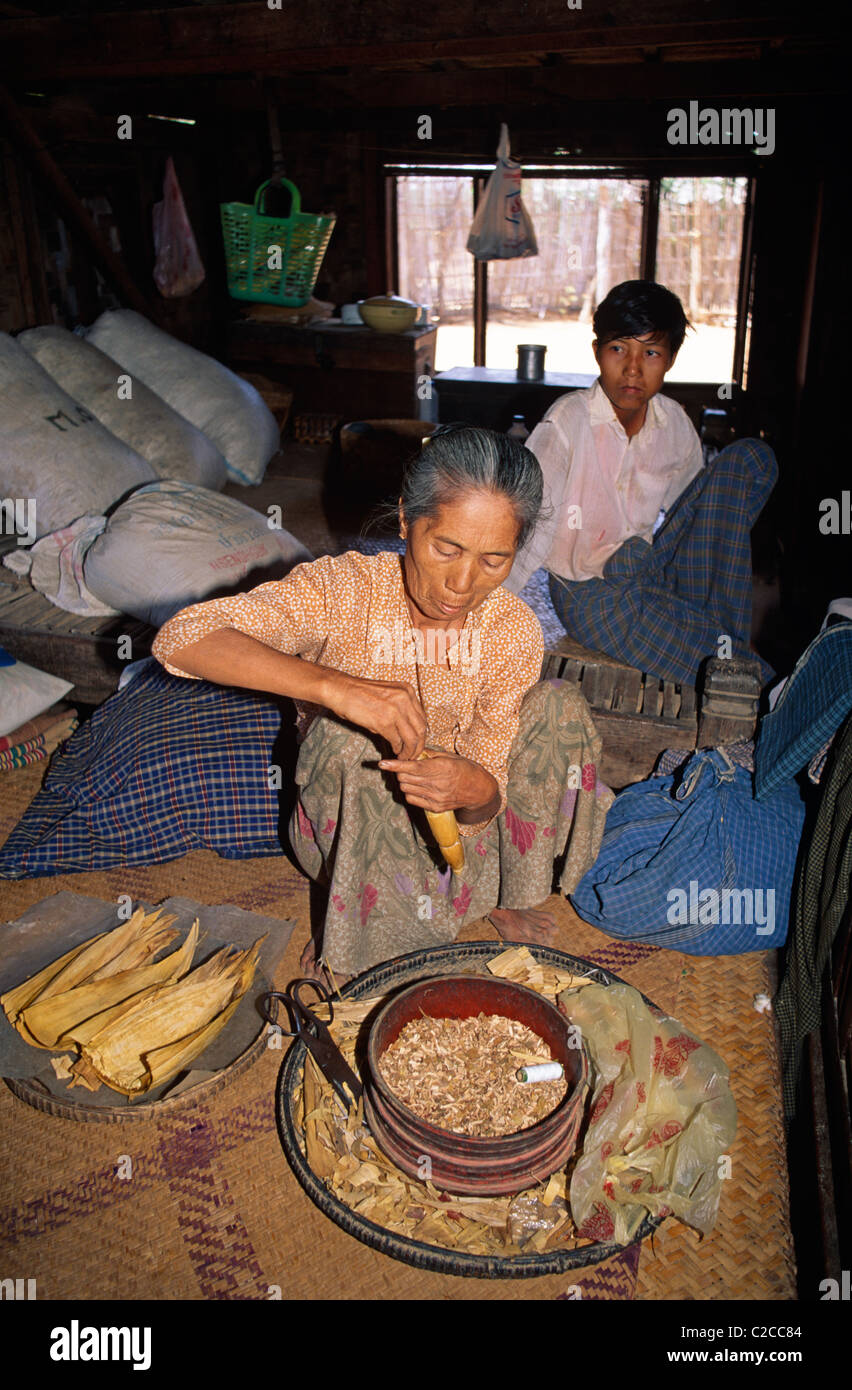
[0,761,795,1300]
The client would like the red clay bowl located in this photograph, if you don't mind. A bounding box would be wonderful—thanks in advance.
[364,974,589,1196]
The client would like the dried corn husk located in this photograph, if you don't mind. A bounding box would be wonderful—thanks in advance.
[19,920,199,1050]
[80,937,263,1096]
[139,983,248,1092]
[1,936,104,1025]
[486,944,593,995]
[3,909,264,1100]
[3,908,178,1028]
[59,985,165,1049]
[1,907,178,1028]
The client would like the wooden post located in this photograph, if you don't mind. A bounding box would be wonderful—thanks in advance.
[2,147,37,325]
[0,82,156,322]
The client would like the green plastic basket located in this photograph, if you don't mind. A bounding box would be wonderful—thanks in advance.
[220,178,335,307]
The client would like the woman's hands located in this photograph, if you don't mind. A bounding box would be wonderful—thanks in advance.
[322,671,428,759]
[378,751,500,822]
[327,674,500,822]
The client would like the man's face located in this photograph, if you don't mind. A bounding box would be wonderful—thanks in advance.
[592,330,675,423]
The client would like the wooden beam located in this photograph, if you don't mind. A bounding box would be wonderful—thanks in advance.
[0,4,821,82]
[262,52,843,111]
[0,81,156,321]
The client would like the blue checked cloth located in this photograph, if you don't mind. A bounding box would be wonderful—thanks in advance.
[755,621,852,801]
[571,748,806,954]
[0,663,287,878]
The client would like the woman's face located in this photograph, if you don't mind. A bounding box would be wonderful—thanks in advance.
[400,488,521,629]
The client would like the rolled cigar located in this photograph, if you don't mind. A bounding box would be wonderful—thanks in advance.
[418,750,465,872]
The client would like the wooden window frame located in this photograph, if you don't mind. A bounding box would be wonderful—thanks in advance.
[386,163,756,384]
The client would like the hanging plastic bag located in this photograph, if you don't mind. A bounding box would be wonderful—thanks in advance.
[152,156,205,298]
[466,123,538,261]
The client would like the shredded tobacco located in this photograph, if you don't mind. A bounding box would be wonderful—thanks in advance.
[378,1012,567,1136]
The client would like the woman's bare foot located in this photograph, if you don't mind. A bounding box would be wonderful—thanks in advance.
[486,906,560,946]
[298,937,350,992]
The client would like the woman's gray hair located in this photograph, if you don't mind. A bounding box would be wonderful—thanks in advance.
[398,423,544,549]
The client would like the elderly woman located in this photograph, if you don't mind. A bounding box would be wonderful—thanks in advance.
[152,425,612,979]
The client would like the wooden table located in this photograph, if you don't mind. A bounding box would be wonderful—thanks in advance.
[227,319,438,421]
[434,366,596,431]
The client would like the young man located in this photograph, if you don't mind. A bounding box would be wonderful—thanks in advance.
[505,280,777,687]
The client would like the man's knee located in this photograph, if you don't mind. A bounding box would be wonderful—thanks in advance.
[712,437,778,492]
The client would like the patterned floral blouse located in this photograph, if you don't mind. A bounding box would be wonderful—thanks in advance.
[152,550,544,833]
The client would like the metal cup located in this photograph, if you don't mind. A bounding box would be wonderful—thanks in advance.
[517,344,547,381]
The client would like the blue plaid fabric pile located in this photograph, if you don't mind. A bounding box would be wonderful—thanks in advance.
[0,664,286,878]
[571,748,806,954]
[755,622,852,800]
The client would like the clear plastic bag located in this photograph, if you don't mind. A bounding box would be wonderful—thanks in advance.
[564,982,737,1245]
[466,124,538,261]
[507,1191,571,1251]
[152,156,205,298]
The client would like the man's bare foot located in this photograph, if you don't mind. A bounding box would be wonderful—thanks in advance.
[298,938,350,992]
[486,906,560,946]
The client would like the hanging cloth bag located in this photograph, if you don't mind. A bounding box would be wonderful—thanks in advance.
[466,123,538,261]
[570,748,806,955]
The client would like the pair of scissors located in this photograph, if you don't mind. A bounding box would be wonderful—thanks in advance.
[262,978,363,1111]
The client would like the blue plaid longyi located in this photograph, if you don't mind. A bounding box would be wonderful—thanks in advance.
[548,439,778,686]
[0,664,287,878]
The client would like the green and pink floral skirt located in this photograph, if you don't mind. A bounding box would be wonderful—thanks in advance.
[289,678,614,976]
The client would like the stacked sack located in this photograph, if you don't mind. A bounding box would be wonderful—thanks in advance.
[2,312,296,624]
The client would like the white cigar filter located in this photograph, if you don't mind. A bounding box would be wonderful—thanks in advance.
[516,1061,564,1084]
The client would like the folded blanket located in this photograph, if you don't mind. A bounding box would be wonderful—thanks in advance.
[0,701,76,752]
[0,714,78,772]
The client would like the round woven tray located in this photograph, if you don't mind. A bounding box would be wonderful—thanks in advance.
[4,974,271,1124]
[275,940,663,1279]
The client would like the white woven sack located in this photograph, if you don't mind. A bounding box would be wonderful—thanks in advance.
[83,479,313,627]
[0,333,155,540]
[86,309,279,485]
[18,326,228,491]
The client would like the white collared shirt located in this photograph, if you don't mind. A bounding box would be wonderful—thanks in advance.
[505,379,704,591]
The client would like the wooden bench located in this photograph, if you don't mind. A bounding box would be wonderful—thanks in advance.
[0,563,153,706]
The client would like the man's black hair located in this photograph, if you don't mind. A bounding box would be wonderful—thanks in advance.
[593,280,691,356]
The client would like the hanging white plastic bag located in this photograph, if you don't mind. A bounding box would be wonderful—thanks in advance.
[152,156,205,297]
[466,123,538,261]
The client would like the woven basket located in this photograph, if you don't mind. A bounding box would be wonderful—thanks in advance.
[220,179,335,308]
